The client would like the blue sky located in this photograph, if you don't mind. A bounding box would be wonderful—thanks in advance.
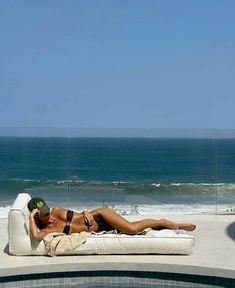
[0,0,234,131]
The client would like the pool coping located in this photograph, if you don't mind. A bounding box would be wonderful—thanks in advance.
[0,261,235,279]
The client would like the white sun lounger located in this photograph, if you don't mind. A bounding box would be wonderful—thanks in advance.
[8,193,195,256]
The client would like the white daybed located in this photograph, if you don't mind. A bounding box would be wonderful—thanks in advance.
[8,193,195,256]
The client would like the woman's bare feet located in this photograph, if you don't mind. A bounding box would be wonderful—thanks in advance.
[178,223,196,231]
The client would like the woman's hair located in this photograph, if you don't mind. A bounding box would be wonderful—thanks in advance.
[35,219,47,230]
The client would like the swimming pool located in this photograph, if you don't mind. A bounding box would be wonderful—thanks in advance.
[0,270,234,288]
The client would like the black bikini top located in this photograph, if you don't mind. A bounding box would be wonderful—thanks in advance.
[63,210,74,235]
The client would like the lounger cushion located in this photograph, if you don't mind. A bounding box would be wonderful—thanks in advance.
[8,193,195,256]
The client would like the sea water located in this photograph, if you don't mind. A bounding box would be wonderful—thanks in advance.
[0,137,235,217]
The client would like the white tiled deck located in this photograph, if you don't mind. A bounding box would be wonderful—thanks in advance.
[0,214,235,280]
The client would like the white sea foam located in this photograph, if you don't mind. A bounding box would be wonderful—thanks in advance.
[67,203,235,217]
[151,183,161,187]
[1,202,234,219]
[10,178,41,183]
[112,181,134,185]
[169,182,229,186]
[53,180,85,184]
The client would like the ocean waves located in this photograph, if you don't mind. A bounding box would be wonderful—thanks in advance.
[1,202,235,219]
[1,137,234,218]
[1,178,235,195]
[0,178,235,218]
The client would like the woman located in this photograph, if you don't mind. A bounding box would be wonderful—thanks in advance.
[28,197,196,241]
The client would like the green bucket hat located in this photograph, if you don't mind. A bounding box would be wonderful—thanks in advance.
[27,197,50,216]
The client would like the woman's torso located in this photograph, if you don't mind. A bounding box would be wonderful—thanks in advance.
[46,206,98,234]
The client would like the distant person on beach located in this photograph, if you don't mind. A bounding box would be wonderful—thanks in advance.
[28,197,196,241]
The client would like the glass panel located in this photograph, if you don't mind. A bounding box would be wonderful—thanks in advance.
[0,127,69,218]
[2,127,231,217]
[68,128,217,215]
[215,129,235,214]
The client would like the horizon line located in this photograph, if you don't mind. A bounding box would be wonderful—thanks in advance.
[0,127,235,138]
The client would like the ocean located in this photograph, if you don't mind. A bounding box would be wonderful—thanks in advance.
[0,137,235,218]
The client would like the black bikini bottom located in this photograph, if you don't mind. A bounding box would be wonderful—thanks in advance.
[63,211,113,234]
[96,218,112,232]
[63,210,74,235]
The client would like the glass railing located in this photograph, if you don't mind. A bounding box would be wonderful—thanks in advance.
[0,127,234,218]
[215,132,235,215]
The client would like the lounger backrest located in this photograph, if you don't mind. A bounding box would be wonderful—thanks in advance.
[8,193,45,255]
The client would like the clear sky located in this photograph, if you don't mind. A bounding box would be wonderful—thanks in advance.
[0,0,234,131]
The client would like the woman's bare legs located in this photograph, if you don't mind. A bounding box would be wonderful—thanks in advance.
[90,208,196,234]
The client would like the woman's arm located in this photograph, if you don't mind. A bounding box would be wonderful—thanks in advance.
[29,209,55,241]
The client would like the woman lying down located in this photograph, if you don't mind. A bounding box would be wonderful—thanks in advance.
[28,197,196,241]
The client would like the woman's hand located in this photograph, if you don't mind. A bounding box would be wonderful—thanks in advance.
[30,208,40,219]
[82,210,94,230]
